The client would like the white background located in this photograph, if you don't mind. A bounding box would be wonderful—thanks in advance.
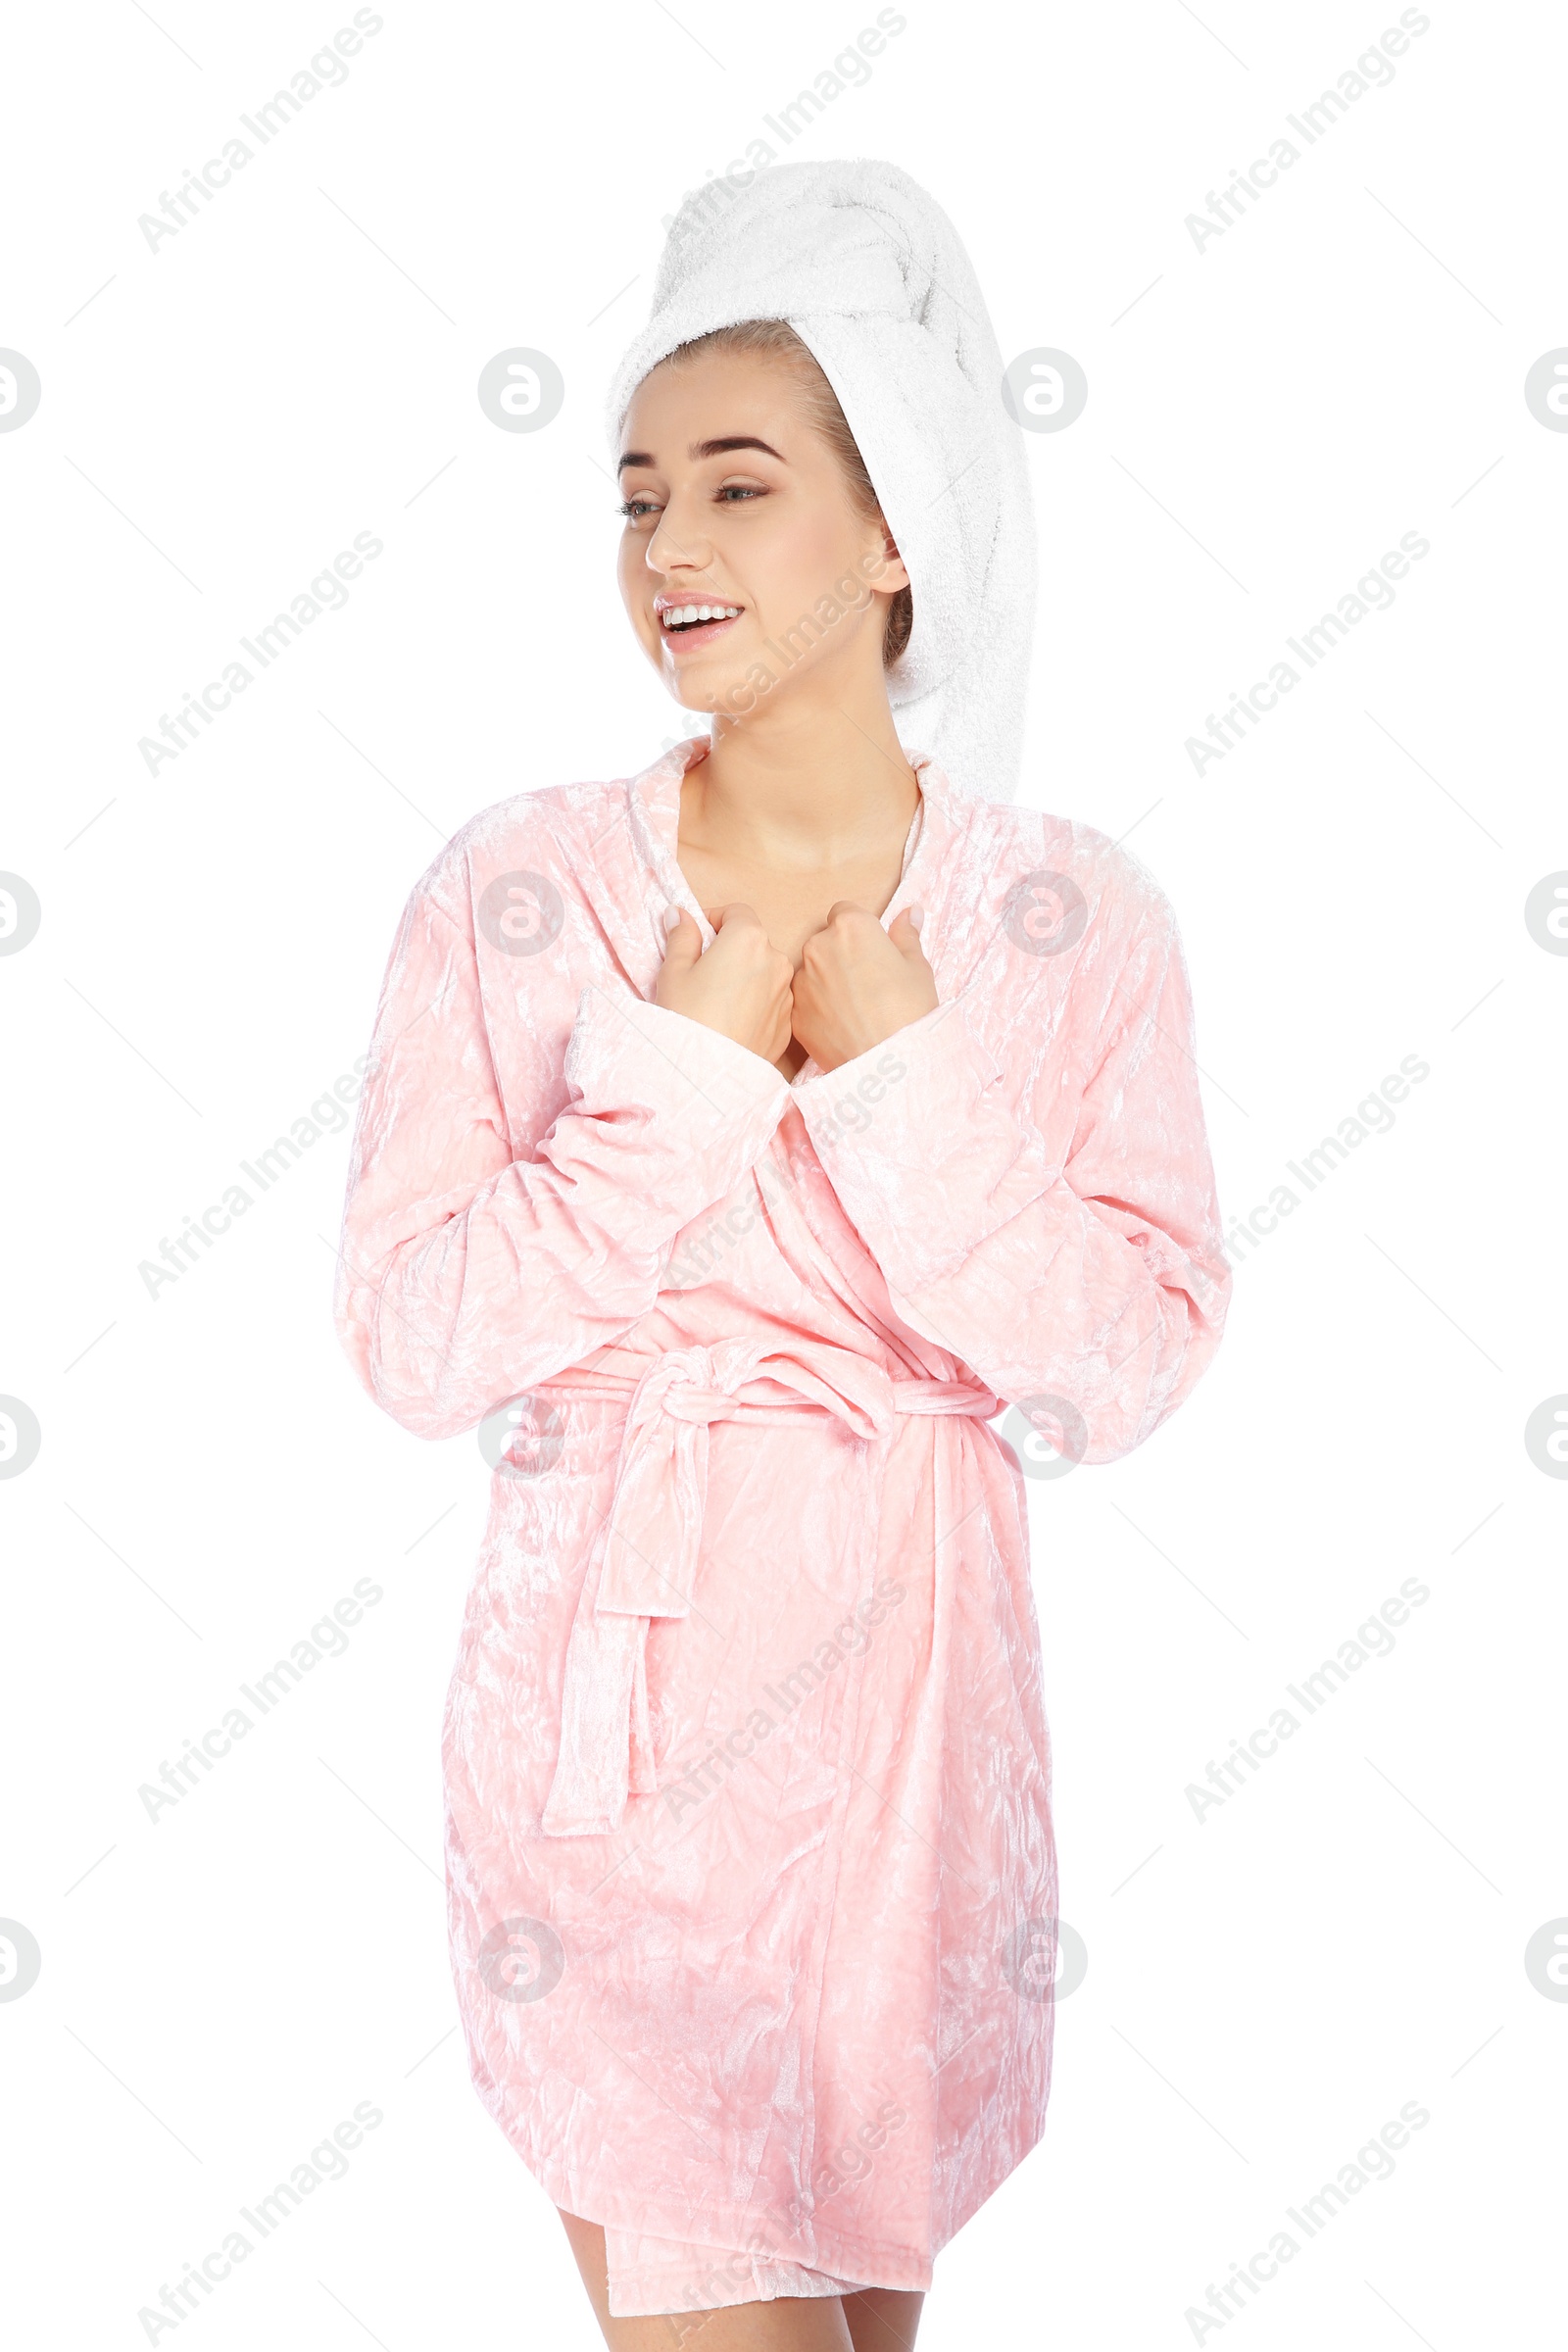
[3,1,1564,2344]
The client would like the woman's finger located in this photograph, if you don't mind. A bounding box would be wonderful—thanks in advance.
[660,907,703,969]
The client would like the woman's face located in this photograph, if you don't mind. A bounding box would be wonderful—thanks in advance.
[615,346,909,721]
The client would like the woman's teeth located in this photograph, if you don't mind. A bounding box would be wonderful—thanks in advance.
[661,604,741,631]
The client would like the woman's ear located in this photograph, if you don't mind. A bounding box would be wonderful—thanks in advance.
[877,518,911,596]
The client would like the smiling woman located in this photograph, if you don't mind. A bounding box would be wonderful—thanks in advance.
[619,315,914,690]
[333,157,1231,2352]
[612,320,933,1082]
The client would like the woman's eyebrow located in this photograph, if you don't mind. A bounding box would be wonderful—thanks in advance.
[691,435,786,463]
[616,435,787,473]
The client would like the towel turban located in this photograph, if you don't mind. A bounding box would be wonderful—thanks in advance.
[605,157,1037,806]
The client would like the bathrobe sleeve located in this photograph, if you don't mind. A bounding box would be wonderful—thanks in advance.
[792,887,1231,1463]
[334,883,789,1440]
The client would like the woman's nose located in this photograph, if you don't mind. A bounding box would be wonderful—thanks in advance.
[646,500,710,579]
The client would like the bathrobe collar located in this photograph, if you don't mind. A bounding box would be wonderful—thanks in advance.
[625,731,954,952]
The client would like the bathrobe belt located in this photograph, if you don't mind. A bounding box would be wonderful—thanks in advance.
[529,1342,999,1838]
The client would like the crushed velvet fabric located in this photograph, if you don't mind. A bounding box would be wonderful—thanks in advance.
[332,736,1230,2314]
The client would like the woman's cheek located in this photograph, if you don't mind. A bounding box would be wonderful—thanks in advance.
[757,510,846,630]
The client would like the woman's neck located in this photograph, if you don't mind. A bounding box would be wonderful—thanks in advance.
[687,675,919,872]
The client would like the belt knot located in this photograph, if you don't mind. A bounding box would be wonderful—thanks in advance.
[537,1343,998,1837]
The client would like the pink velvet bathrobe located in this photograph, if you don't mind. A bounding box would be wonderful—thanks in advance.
[333,736,1231,2317]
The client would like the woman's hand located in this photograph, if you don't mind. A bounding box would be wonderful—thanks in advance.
[655,903,795,1065]
[790,903,937,1074]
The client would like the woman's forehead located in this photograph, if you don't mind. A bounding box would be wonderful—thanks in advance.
[622,348,813,450]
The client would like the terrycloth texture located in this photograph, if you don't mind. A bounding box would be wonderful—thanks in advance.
[332,736,1231,2305]
[606,159,1037,805]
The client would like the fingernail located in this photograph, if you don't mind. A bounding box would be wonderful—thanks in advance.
[662,905,681,933]
[907,903,925,933]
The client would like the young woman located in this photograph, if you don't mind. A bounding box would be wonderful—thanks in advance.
[334,165,1230,2350]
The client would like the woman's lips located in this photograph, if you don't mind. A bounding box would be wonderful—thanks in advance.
[660,610,742,657]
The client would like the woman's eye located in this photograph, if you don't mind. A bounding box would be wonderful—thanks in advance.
[617,484,761,518]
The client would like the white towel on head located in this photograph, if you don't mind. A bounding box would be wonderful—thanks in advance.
[605,158,1036,806]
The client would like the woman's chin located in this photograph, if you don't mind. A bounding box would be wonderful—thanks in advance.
[665,671,744,719]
